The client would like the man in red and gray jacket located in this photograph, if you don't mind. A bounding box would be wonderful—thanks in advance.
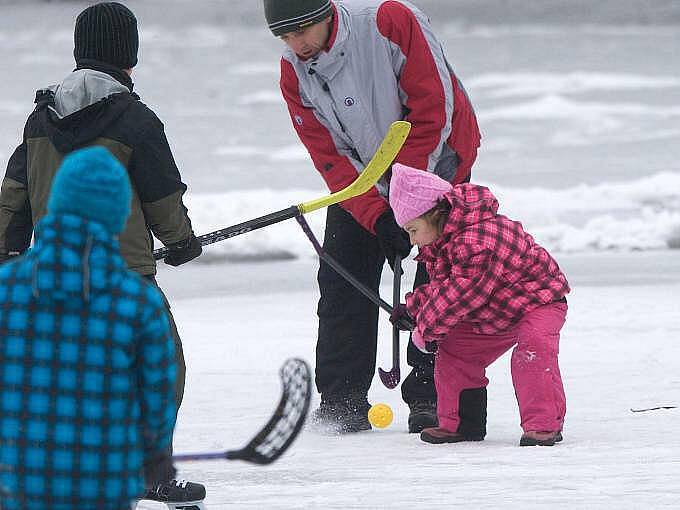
[264,0,484,434]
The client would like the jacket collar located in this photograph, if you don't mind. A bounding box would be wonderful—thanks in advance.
[298,2,349,81]
[45,68,131,119]
[415,185,500,263]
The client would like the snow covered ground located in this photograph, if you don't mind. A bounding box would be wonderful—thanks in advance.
[1,0,679,508]
[137,252,680,510]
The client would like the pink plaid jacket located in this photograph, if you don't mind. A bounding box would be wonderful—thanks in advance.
[405,184,569,338]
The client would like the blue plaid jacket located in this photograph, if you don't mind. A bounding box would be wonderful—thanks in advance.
[0,214,177,510]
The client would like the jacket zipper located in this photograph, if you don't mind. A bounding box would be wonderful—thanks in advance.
[320,81,346,133]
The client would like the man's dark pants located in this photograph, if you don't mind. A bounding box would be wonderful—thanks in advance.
[143,276,185,485]
[316,205,436,406]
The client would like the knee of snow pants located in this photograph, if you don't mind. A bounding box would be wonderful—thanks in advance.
[145,276,186,410]
[511,301,568,432]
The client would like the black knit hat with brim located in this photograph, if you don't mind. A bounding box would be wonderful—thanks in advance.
[74,2,139,69]
[264,0,333,36]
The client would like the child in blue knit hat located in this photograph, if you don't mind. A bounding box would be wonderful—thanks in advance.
[0,2,204,502]
[0,147,185,510]
[46,145,133,235]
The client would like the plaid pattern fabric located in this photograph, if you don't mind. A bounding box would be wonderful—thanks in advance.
[405,184,570,338]
[0,214,176,510]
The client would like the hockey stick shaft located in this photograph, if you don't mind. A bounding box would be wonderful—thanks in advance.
[392,256,402,368]
[378,255,402,388]
[172,451,234,461]
[154,206,299,260]
[295,215,415,330]
[153,121,411,260]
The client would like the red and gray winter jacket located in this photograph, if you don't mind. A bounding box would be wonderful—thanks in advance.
[280,0,481,232]
[405,184,570,338]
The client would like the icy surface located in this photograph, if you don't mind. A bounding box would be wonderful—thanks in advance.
[139,253,680,509]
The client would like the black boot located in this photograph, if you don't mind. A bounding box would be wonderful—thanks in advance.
[145,479,206,505]
[420,427,484,444]
[519,430,560,446]
[456,387,487,440]
[312,397,371,433]
[408,401,438,433]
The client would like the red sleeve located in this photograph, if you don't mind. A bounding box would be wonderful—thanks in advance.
[280,58,388,232]
[377,1,449,171]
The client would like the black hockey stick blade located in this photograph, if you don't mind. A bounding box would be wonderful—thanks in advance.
[630,405,677,413]
[173,358,312,464]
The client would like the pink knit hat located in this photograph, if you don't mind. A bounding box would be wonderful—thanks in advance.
[389,163,452,227]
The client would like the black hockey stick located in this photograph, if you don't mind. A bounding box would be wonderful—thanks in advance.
[153,121,411,260]
[173,358,312,464]
[378,255,402,389]
[295,215,415,331]
[630,405,677,413]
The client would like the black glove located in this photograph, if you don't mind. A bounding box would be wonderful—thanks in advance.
[144,450,176,488]
[163,233,202,267]
[390,303,414,331]
[374,210,411,269]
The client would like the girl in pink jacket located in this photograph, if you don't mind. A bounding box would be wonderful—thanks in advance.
[389,163,570,446]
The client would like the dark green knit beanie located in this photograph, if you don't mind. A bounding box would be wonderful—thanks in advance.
[263,0,333,36]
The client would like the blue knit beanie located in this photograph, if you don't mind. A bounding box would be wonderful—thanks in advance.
[48,146,132,234]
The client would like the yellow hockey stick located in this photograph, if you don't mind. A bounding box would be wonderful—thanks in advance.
[154,121,411,260]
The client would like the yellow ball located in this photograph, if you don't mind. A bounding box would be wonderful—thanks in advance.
[368,403,394,429]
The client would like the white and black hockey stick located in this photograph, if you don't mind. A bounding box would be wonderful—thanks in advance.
[173,358,312,465]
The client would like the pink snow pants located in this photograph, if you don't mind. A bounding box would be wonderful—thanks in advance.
[435,301,567,433]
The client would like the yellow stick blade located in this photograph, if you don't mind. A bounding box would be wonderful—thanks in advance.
[298,121,411,214]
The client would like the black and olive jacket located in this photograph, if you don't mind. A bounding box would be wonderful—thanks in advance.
[0,68,195,276]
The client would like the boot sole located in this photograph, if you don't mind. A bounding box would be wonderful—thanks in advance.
[519,438,555,446]
[519,430,563,446]
[519,435,558,446]
[311,417,372,434]
[166,504,205,510]
[420,434,485,444]
[341,422,372,433]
